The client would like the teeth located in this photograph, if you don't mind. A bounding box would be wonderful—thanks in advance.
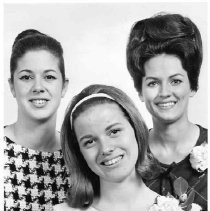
[103,156,123,166]
[31,100,47,106]
[158,102,175,107]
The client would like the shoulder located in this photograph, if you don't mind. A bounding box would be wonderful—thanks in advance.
[53,203,74,211]
[197,124,207,133]
[4,124,14,139]
[53,203,97,211]
[197,125,208,144]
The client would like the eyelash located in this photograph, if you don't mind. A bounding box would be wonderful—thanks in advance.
[171,79,182,85]
[109,129,121,136]
[19,75,57,81]
[45,75,57,80]
[147,81,158,87]
[147,79,182,87]
[19,75,33,80]
[83,139,95,147]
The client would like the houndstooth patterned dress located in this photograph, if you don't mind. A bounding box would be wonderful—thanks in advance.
[4,136,71,211]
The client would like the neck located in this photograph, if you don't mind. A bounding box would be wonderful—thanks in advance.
[152,116,192,146]
[10,114,59,152]
[94,173,154,211]
[149,117,198,164]
[101,175,142,202]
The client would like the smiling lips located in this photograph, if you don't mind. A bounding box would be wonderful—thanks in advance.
[101,155,123,166]
[156,101,176,109]
[30,99,49,108]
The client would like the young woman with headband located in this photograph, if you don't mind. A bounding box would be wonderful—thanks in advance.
[54,84,159,211]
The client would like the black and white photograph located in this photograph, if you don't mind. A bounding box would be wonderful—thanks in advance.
[3,2,208,211]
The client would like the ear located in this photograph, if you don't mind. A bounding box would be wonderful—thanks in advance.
[61,78,69,98]
[189,90,196,98]
[8,78,16,98]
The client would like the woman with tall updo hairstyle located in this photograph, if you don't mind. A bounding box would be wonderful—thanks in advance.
[126,13,207,210]
[4,29,70,211]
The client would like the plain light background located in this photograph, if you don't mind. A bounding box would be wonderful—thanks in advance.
[4,2,208,130]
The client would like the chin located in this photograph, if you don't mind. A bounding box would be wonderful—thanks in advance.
[157,115,180,124]
[104,170,135,183]
[154,110,178,121]
[30,112,55,122]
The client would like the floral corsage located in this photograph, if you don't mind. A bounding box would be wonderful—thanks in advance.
[149,177,202,211]
[189,142,208,172]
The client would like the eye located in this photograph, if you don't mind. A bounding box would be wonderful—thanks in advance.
[45,75,57,80]
[147,81,159,87]
[171,79,182,85]
[109,128,121,137]
[83,139,96,148]
[111,129,120,134]
[19,75,33,80]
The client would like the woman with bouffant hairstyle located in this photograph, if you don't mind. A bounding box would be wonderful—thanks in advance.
[4,29,70,210]
[126,13,207,210]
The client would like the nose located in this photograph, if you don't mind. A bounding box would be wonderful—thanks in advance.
[32,77,45,94]
[159,82,171,98]
[100,139,115,156]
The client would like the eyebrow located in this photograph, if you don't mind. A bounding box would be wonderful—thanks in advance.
[79,135,93,143]
[17,69,57,74]
[17,69,33,74]
[145,73,184,80]
[105,122,121,131]
[44,69,57,74]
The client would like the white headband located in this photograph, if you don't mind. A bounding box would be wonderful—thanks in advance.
[70,93,114,126]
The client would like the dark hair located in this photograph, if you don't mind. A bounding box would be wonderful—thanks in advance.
[61,84,158,208]
[10,29,65,83]
[126,13,203,93]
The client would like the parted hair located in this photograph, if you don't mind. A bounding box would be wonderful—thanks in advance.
[61,84,159,208]
[126,13,203,93]
[10,29,65,83]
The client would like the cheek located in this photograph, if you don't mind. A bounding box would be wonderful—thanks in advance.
[14,82,31,95]
[53,83,64,95]
[131,137,139,157]
[142,89,158,101]
[14,87,27,99]
[126,131,139,156]
[175,87,191,98]
[80,148,97,167]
